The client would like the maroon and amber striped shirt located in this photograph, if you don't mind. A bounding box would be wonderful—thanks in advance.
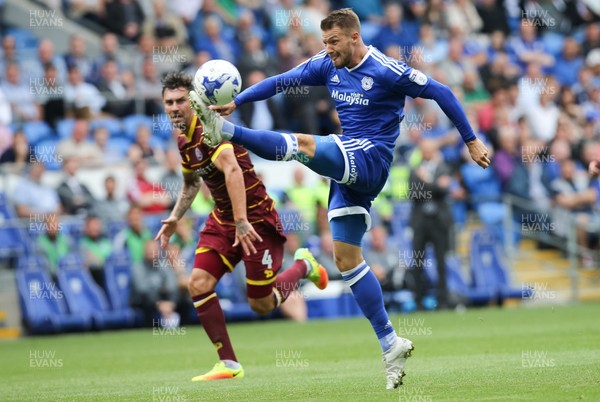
[177,116,275,225]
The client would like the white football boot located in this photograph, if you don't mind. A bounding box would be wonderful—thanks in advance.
[383,337,414,389]
[188,90,225,147]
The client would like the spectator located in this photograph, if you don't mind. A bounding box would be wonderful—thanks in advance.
[408,139,453,310]
[493,126,520,190]
[0,87,12,154]
[423,0,448,32]
[64,65,106,118]
[437,37,472,88]
[35,213,71,279]
[57,119,103,166]
[525,78,560,143]
[476,0,510,35]
[549,158,598,266]
[113,205,153,264]
[0,63,40,122]
[479,51,520,93]
[93,175,129,222]
[0,35,19,78]
[553,37,585,87]
[93,126,123,165]
[23,38,67,85]
[416,23,448,66]
[130,239,180,325]
[90,33,123,84]
[12,162,61,218]
[195,15,236,62]
[135,57,163,115]
[0,130,30,167]
[80,214,113,288]
[364,226,402,292]
[63,34,94,80]
[38,64,66,129]
[237,37,277,80]
[238,70,285,131]
[183,50,211,78]
[373,3,418,54]
[142,0,187,46]
[102,0,145,43]
[506,138,552,214]
[582,22,600,56]
[126,158,170,213]
[167,0,203,49]
[129,125,164,164]
[96,59,135,118]
[445,0,483,38]
[508,20,555,71]
[234,8,269,49]
[275,36,301,74]
[56,157,95,215]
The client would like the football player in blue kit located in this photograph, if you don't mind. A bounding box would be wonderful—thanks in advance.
[190,8,490,390]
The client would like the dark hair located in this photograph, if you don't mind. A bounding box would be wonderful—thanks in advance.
[161,71,193,96]
[320,8,360,33]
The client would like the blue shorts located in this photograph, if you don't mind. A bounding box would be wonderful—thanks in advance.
[303,134,390,240]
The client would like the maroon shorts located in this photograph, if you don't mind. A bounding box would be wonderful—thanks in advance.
[193,215,286,299]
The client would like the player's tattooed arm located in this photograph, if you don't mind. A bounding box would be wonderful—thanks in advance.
[155,171,200,248]
[172,170,201,220]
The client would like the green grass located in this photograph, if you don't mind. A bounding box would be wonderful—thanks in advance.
[1,303,600,401]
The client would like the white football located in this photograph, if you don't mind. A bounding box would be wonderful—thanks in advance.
[193,59,242,106]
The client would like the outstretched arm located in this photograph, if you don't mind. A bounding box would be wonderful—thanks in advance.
[211,55,326,116]
[419,79,490,169]
[155,170,200,248]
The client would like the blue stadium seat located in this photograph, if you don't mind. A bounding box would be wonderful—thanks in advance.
[470,230,525,302]
[0,194,30,259]
[23,121,54,146]
[106,137,132,157]
[445,256,494,305]
[57,254,135,329]
[6,27,39,51]
[152,113,173,140]
[33,138,62,170]
[16,266,92,334]
[104,251,144,325]
[90,117,123,137]
[56,119,75,139]
[122,114,153,140]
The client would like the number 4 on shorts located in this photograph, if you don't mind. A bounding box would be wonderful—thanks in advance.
[262,249,273,269]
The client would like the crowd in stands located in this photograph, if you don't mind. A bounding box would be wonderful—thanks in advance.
[2,0,600,326]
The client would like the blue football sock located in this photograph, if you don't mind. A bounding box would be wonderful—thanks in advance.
[342,261,397,352]
[230,126,298,162]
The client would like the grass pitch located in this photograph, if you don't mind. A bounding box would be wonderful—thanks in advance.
[1,303,599,401]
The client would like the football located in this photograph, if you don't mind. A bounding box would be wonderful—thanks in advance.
[193,59,242,106]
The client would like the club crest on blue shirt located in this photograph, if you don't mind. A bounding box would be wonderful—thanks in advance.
[409,69,428,86]
[361,76,373,91]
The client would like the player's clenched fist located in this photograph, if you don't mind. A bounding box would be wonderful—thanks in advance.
[467,138,491,169]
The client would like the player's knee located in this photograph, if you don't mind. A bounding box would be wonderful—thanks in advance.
[334,253,363,272]
[187,269,216,296]
[248,298,274,315]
